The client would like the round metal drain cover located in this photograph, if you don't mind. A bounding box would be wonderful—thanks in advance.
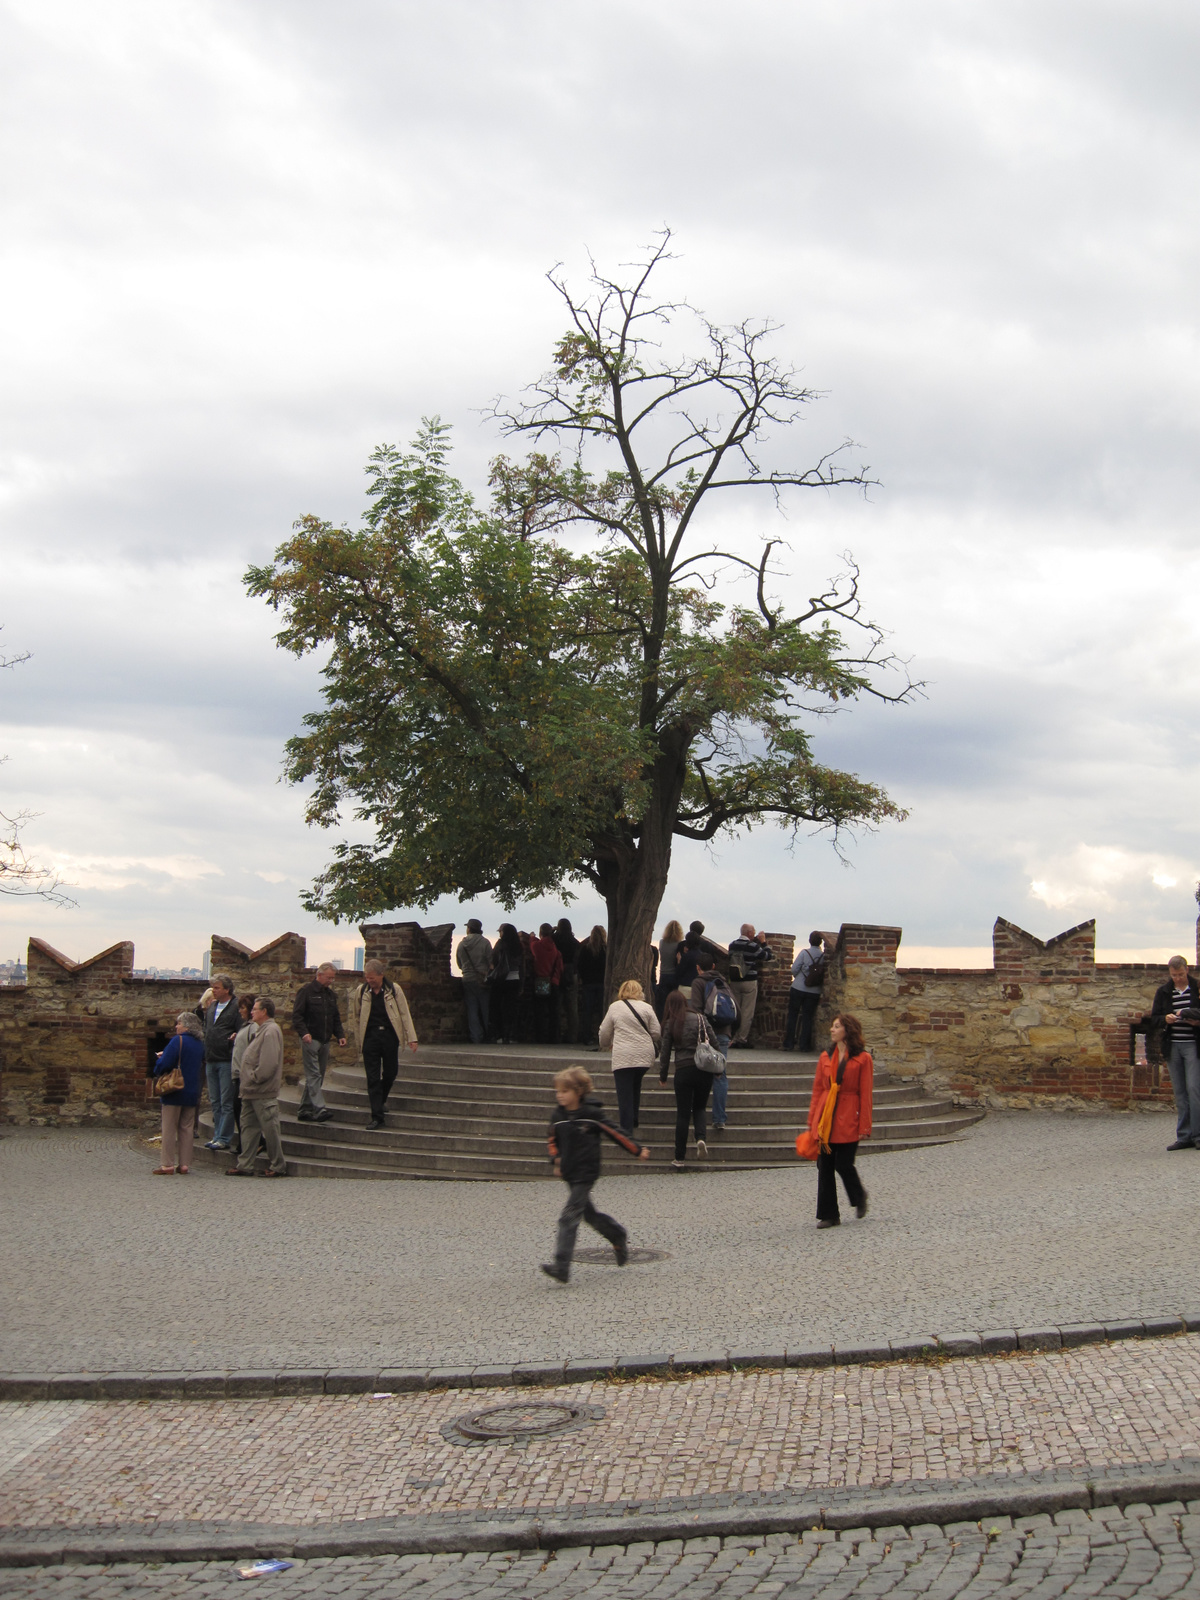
[443,1400,604,1447]
[573,1245,669,1265]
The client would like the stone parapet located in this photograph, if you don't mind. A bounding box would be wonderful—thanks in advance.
[819,915,1179,1110]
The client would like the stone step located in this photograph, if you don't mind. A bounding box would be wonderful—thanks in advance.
[279,1094,964,1131]
[195,1046,983,1180]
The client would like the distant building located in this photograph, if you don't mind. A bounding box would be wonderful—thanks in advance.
[353,948,365,971]
[201,951,211,979]
[331,959,344,970]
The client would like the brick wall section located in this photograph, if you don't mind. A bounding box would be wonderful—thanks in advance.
[0,923,470,1127]
[819,916,1178,1110]
[358,922,463,1044]
[753,932,796,1049]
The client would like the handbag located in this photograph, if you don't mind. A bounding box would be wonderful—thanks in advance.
[693,1014,725,1076]
[796,1054,846,1160]
[151,1038,186,1097]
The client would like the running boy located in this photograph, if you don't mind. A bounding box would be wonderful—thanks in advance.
[542,1066,650,1282]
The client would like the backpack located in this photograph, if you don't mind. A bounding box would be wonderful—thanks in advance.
[804,949,827,989]
[704,975,738,1024]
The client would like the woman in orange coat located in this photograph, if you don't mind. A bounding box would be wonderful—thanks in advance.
[807,1012,873,1228]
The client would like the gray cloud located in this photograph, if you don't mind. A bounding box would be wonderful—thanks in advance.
[1,0,1197,965]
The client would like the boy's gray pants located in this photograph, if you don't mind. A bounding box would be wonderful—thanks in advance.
[300,1038,331,1112]
[555,1180,624,1274]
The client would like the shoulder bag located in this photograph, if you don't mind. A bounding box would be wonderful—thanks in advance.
[151,1037,186,1097]
[796,1054,846,1161]
[693,1013,725,1076]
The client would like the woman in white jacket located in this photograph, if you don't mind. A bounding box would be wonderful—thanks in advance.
[598,979,662,1135]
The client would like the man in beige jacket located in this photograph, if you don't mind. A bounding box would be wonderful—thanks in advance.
[354,959,418,1128]
[228,997,288,1177]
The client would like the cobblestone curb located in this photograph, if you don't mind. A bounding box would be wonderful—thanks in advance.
[6,1461,1200,1567]
[3,1313,1196,1401]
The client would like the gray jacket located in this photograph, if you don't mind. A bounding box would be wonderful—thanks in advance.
[239,1019,284,1100]
[456,933,493,986]
[792,946,825,994]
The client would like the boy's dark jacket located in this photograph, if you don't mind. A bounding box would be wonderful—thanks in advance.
[547,1094,643,1184]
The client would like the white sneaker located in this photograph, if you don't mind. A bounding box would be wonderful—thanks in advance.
[696,1139,708,1158]
[671,1159,686,1169]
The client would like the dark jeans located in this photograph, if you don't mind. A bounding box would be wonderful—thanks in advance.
[561,972,579,1043]
[463,981,489,1044]
[362,1026,399,1122]
[654,979,675,1020]
[784,991,822,1051]
[497,981,521,1042]
[673,1063,711,1160]
[816,1140,865,1222]
[1168,1037,1200,1142]
[554,1179,625,1274]
[534,987,560,1043]
[613,1067,648,1133]
[579,983,604,1044]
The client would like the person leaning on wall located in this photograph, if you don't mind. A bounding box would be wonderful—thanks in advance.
[1151,955,1200,1151]
[149,1012,206,1175]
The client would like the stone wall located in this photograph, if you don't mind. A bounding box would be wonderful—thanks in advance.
[817,916,1184,1109]
[0,922,467,1127]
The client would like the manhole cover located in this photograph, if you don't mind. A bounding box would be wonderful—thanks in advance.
[442,1400,605,1447]
[573,1246,669,1265]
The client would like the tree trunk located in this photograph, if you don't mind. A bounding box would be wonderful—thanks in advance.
[598,764,682,1007]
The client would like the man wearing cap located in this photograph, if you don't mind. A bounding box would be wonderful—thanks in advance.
[456,919,494,1044]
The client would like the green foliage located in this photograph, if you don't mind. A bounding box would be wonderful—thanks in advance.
[248,243,914,939]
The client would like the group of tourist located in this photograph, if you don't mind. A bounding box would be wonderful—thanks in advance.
[455,915,797,1052]
[147,957,419,1175]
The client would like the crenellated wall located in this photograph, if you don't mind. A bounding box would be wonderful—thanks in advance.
[0,921,469,1126]
[816,916,1185,1109]
[1,911,1186,1124]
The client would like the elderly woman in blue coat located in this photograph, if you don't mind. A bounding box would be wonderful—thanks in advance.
[150,1012,206,1175]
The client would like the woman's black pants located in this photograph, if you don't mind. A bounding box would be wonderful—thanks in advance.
[613,1067,648,1133]
[816,1140,864,1221]
[673,1063,712,1160]
[497,982,521,1042]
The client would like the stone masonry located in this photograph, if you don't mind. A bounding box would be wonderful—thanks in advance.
[817,915,1191,1110]
[0,923,465,1127]
[0,911,1187,1123]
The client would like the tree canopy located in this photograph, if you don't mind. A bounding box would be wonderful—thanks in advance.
[247,237,916,990]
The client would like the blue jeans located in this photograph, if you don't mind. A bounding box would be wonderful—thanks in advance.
[206,1058,234,1145]
[711,1033,732,1125]
[1168,1037,1200,1143]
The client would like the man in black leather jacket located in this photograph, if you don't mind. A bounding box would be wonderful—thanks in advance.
[196,974,240,1150]
[1150,957,1200,1150]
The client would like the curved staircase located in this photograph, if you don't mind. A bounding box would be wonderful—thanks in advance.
[199,1045,984,1179]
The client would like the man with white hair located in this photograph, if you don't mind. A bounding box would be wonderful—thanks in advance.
[291,962,347,1123]
[353,959,418,1129]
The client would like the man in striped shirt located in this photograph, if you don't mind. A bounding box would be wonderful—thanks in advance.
[1151,956,1200,1150]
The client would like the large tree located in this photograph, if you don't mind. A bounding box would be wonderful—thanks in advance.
[247,238,915,994]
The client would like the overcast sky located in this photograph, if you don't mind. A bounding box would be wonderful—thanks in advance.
[2,0,1198,969]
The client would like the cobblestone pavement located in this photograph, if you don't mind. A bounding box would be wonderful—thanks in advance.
[4,1338,1200,1531]
[0,1111,1191,1373]
[7,1507,1200,1597]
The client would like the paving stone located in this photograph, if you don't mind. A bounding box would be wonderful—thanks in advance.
[979,1330,1018,1353]
[936,1333,982,1357]
[1103,1320,1146,1341]
[274,1371,326,1396]
[324,1370,379,1395]
[472,1366,517,1388]
[1058,1322,1107,1347]
[889,1337,938,1360]
[833,1343,891,1365]
[672,1353,728,1374]
[511,1363,565,1386]
[786,1346,833,1368]
[376,1368,430,1392]
[727,1351,785,1369]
